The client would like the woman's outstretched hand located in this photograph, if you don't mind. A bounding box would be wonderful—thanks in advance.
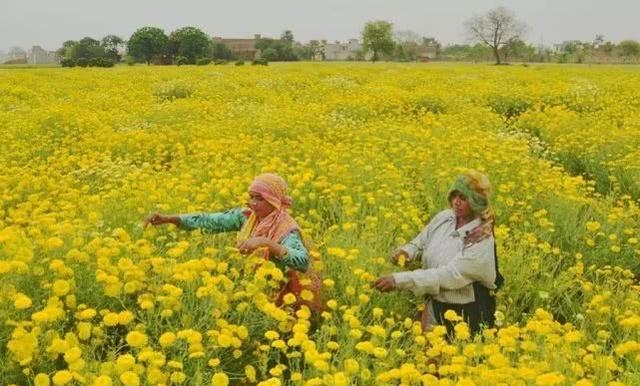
[237,237,270,255]
[372,275,397,292]
[390,249,409,266]
[143,213,179,228]
[237,237,287,259]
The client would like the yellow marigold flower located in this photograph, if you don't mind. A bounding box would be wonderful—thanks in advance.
[322,278,335,288]
[282,293,296,305]
[443,309,461,322]
[52,371,73,386]
[373,347,388,358]
[52,280,71,296]
[46,237,65,250]
[14,293,33,309]
[344,358,360,374]
[118,311,135,325]
[166,360,182,370]
[264,330,280,340]
[34,373,50,386]
[126,331,148,348]
[211,372,229,386]
[170,372,186,384]
[488,353,510,368]
[103,312,119,327]
[208,358,221,367]
[77,322,92,340]
[91,376,112,386]
[63,346,82,363]
[300,289,314,301]
[535,372,565,385]
[327,247,346,257]
[116,354,136,372]
[586,221,601,232]
[257,378,281,386]
[78,308,97,320]
[245,365,257,382]
[119,371,140,386]
[159,332,176,347]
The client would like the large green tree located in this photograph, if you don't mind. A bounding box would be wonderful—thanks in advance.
[127,27,169,65]
[67,37,105,61]
[101,35,124,62]
[211,41,235,60]
[362,21,395,62]
[254,30,299,61]
[464,6,527,64]
[619,40,640,61]
[169,27,211,64]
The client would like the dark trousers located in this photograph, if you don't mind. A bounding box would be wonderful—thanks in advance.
[432,283,496,338]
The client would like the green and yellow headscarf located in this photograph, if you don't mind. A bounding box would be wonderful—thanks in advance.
[447,170,492,214]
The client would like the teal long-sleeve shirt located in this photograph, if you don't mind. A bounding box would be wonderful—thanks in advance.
[178,208,309,273]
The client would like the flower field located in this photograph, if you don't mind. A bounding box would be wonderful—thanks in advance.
[1,63,639,386]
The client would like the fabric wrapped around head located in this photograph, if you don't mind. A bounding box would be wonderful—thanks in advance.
[447,170,492,214]
[249,173,293,210]
[243,173,297,243]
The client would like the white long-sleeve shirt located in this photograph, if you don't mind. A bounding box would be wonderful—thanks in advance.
[392,209,497,304]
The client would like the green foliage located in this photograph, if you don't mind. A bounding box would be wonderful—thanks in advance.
[87,57,115,68]
[410,96,447,115]
[196,57,212,65]
[101,35,124,62]
[169,26,212,64]
[362,20,395,62]
[487,95,533,120]
[235,60,245,66]
[212,41,235,60]
[154,81,194,101]
[260,47,278,61]
[213,59,228,65]
[76,57,89,67]
[440,44,491,62]
[175,56,188,66]
[60,58,76,67]
[619,40,640,60]
[64,37,106,62]
[254,30,298,61]
[252,58,269,66]
[127,26,169,65]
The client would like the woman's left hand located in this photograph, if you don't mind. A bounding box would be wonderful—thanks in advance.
[372,275,397,292]
[237,237,270,255]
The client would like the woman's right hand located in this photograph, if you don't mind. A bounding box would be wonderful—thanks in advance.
[390,249,409,266]
[144,213,177,228]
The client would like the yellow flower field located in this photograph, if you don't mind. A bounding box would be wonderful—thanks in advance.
[1,63,639,385]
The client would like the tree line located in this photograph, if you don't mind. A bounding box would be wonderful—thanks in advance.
[49,7,640,67]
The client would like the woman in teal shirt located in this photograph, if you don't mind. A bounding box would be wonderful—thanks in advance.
[144,173,322,311]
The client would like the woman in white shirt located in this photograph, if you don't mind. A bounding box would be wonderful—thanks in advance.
[373,170,503,336]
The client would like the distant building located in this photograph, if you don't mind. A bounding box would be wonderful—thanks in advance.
[213,34,262,60]
[4,47,27,63]
[416,44,438,62]
[28,46,59,64]
[322,39,363,61]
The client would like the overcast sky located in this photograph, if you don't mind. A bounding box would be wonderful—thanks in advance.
[2,0,639,52]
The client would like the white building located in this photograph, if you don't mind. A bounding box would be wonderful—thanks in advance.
[28,46,58,64]
[323,39,364,61]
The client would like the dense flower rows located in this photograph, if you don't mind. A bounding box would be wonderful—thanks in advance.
[1,63,639,385]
